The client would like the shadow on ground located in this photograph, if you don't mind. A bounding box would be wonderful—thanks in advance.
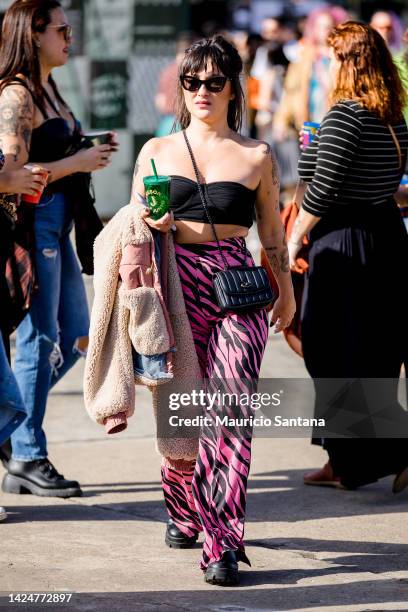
[4,468,408,525]
[1,580,408,611]
[248,537,408,575]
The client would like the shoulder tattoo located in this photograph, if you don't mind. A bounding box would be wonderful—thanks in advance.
[0,86,33,159]
[262,143,279,186]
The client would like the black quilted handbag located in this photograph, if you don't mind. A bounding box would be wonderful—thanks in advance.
[213,264,275,314]
[183,131,275,314]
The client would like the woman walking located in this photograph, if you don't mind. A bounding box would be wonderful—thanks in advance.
[132,36,295,584]
[0,0,116,498]
[288,22,408,491]
[0,155,48,521]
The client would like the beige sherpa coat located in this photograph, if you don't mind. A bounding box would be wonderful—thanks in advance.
[84,203,201,463]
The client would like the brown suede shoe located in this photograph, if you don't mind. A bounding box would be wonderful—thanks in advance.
[393,466,408,494]
[304,461,345,488]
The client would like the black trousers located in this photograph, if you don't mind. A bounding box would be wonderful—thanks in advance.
[301,201,408,488]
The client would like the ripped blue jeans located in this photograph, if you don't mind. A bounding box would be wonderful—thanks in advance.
[11,192,90,461]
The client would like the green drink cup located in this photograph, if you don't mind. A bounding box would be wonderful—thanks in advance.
[143,175,171,220]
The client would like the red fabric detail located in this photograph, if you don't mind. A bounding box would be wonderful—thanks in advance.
[104,411,128,434]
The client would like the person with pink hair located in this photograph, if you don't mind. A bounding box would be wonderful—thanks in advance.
[370,10,404,55]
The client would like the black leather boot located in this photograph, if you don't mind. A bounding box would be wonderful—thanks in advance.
[0,439,12,469]
[165,520,199,549]
[393,465,408,494]
[204,550,240,586]
[2,458,82,498]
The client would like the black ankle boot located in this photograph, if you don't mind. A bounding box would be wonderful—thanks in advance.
[204,550,239,586]
[0,439,12,469]
[2,458,82,498]
[165,520,199,549]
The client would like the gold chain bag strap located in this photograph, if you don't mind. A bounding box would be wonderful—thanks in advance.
[182,130,275,314]
[388,124,402,169]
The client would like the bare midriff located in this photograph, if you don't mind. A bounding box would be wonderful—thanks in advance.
[174,220,249,244]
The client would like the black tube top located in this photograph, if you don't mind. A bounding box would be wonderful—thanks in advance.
[169,175,257,228]
[29,117,82,164]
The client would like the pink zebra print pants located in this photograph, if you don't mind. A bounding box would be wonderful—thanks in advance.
[161,238,269,570]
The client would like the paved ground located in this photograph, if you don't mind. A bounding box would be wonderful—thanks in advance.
[1,273,408,612]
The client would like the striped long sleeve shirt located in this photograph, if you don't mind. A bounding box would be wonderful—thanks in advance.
[298,100,408,217]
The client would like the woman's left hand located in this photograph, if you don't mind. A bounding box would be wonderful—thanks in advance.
[288,239,303,272]
[270,292,296,333]
[140,207,175,232]
[108,131,119,152]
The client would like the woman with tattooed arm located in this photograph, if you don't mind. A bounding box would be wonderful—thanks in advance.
[0,0,116,498]
[133,35,295,585]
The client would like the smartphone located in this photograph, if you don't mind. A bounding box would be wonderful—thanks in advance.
[135,192,149,207]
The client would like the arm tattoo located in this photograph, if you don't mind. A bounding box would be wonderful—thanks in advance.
[269,253,280,277]
[265,245,280,276]
[290,214,303,243]
[265,229,290,275]
[263,143,279,186]
[10,144,21,162]
[280,227,289,272]
[292,215,302,232]
[22,127,31,154]
[280,249,290,273]
[0,85,33,160]
[271,154,279,187]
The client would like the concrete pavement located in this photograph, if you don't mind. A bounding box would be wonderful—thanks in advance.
[1,276,408,612]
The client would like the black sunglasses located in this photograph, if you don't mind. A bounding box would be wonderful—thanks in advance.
[180,75,229,93]
[47,24,73,42]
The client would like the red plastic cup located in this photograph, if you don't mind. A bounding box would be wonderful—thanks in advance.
[22,164,50,205]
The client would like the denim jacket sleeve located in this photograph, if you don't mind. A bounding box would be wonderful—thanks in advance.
[118,242,171,356]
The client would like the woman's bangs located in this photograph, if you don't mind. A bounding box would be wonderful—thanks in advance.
[180,47,228,77]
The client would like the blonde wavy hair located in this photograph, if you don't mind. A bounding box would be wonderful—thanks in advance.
[328,21,406,123]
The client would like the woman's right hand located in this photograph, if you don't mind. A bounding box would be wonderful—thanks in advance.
[1,167,47,195]
[140,207,175,233]
[74,145,112,172]
[298,129,305,150]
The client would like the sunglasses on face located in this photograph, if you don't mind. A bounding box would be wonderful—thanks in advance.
[47,24,73,42]
[180,75,229,93]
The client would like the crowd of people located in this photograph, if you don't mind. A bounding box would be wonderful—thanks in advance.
[1,0,408,589]
[156,6,408,211]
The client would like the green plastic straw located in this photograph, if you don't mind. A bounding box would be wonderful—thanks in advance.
[151,158,158,179]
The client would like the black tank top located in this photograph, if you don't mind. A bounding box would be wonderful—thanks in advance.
[169,175,257,228]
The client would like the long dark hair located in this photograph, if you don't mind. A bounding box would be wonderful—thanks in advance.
[0,0,64,105]
[175,35,245,132]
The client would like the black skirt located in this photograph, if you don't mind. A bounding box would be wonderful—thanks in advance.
[301,199,408,487]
